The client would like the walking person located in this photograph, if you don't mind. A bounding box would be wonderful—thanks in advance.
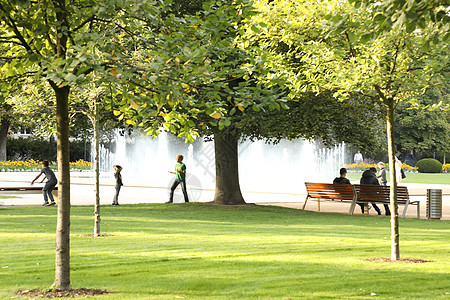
[31,160,57,206]
[112,165,123,205]
[395,157,405,183]
[167,154,189,203]
[354,151,363,164]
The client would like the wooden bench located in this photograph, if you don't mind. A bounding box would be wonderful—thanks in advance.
[350,184,420,218]
[302,182,356,211]
[0,186,58,201]
[303,182,420,218]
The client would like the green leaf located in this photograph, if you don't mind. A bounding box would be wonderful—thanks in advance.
[64,73,77,82]
[405,22,416,33]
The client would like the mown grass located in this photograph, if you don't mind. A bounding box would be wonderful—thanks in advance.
[347,171,450,184]
[0,204,449,299]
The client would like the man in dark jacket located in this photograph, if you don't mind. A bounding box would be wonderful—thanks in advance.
[334,167,364,213]
[360,167,391,216]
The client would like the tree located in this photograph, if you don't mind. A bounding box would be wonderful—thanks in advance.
[107,0,288,205]
[0,103,12,161]
[112,0,389,206]
[395,86,450,161]
[0,0,167,290]
[247,0,449,260]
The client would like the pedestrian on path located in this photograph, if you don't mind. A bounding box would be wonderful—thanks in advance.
[354,151,363,164]
[167,154,189,203]
[112,165,123,205]
[31,160,57,206]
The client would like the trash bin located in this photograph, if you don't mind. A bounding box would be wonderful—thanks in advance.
[426,189,442,220]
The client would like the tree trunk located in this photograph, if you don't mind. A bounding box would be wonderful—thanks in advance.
[93,102,101,237]
[213,132,246,205]
[386,103,400,260]
[53,86,72,290]
[0,119,9,161]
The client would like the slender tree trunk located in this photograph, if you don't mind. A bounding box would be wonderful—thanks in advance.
[213,132,245,205]
[93,102,101,237]
[386,103,400,260]
[0,119,9,161]
[53,86,72,290]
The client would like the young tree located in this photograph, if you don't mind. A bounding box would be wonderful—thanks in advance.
[0,0,167,290]
[246,0,449,260]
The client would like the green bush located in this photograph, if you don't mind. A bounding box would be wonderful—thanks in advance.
[415,158,443,173]
[7,137,90,162]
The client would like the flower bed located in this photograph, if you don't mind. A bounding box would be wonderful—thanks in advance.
[344,162,418,172]
[0,159,92,172]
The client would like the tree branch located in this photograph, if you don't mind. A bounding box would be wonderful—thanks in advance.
[0,3,34,53]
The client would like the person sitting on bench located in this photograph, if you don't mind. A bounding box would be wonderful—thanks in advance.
[360,167,391,216]
[333,167,364,213]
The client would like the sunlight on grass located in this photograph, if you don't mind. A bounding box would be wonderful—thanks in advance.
[0,204,449,299]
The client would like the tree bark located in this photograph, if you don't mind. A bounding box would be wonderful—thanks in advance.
[0,119,9,161]
[53,86,72,290]
[213,132,246,205]
[93,102,101,237]
[386,103,400,260]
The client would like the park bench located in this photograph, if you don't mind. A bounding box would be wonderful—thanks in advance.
[303,182,419,218]
[0,186,58,201]
[350,184,420,218]
[302,182,356,211]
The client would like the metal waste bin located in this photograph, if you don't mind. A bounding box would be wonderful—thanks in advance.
[426,189,442,220]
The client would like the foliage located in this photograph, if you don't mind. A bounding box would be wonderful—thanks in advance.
[347,0,449,44]
[415,158,443,173]
[1,204,449,299]
[7,137,90,162]
[108,0,288,143]
[240,92,385,149]
[394,86,450,157]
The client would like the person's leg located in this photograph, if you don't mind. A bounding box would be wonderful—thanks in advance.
[371,203,382,215]
[113,185,121,205]
[46,181,57,205]
[42,187,49,205]
[358,203,365,213]
[42,181,56,205]
[180,180,189,202]
[167,180,180,203]
[384,204,391,216]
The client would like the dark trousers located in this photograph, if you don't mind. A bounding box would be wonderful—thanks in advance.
[113,185,121,204]
[169,179,189,202]
[43,180,57,203]
[380,182,391,215]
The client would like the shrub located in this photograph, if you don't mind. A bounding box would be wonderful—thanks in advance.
[415,158,443,173]
[7,137,90,162]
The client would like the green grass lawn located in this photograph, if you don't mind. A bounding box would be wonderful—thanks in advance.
[347,171,450,184]
[0,204,449,299]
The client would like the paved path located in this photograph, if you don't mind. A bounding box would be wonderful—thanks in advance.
[0,172,449,220]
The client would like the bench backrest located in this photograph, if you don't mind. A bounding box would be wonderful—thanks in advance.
[305,182,354,201]
[353,184,409,203]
